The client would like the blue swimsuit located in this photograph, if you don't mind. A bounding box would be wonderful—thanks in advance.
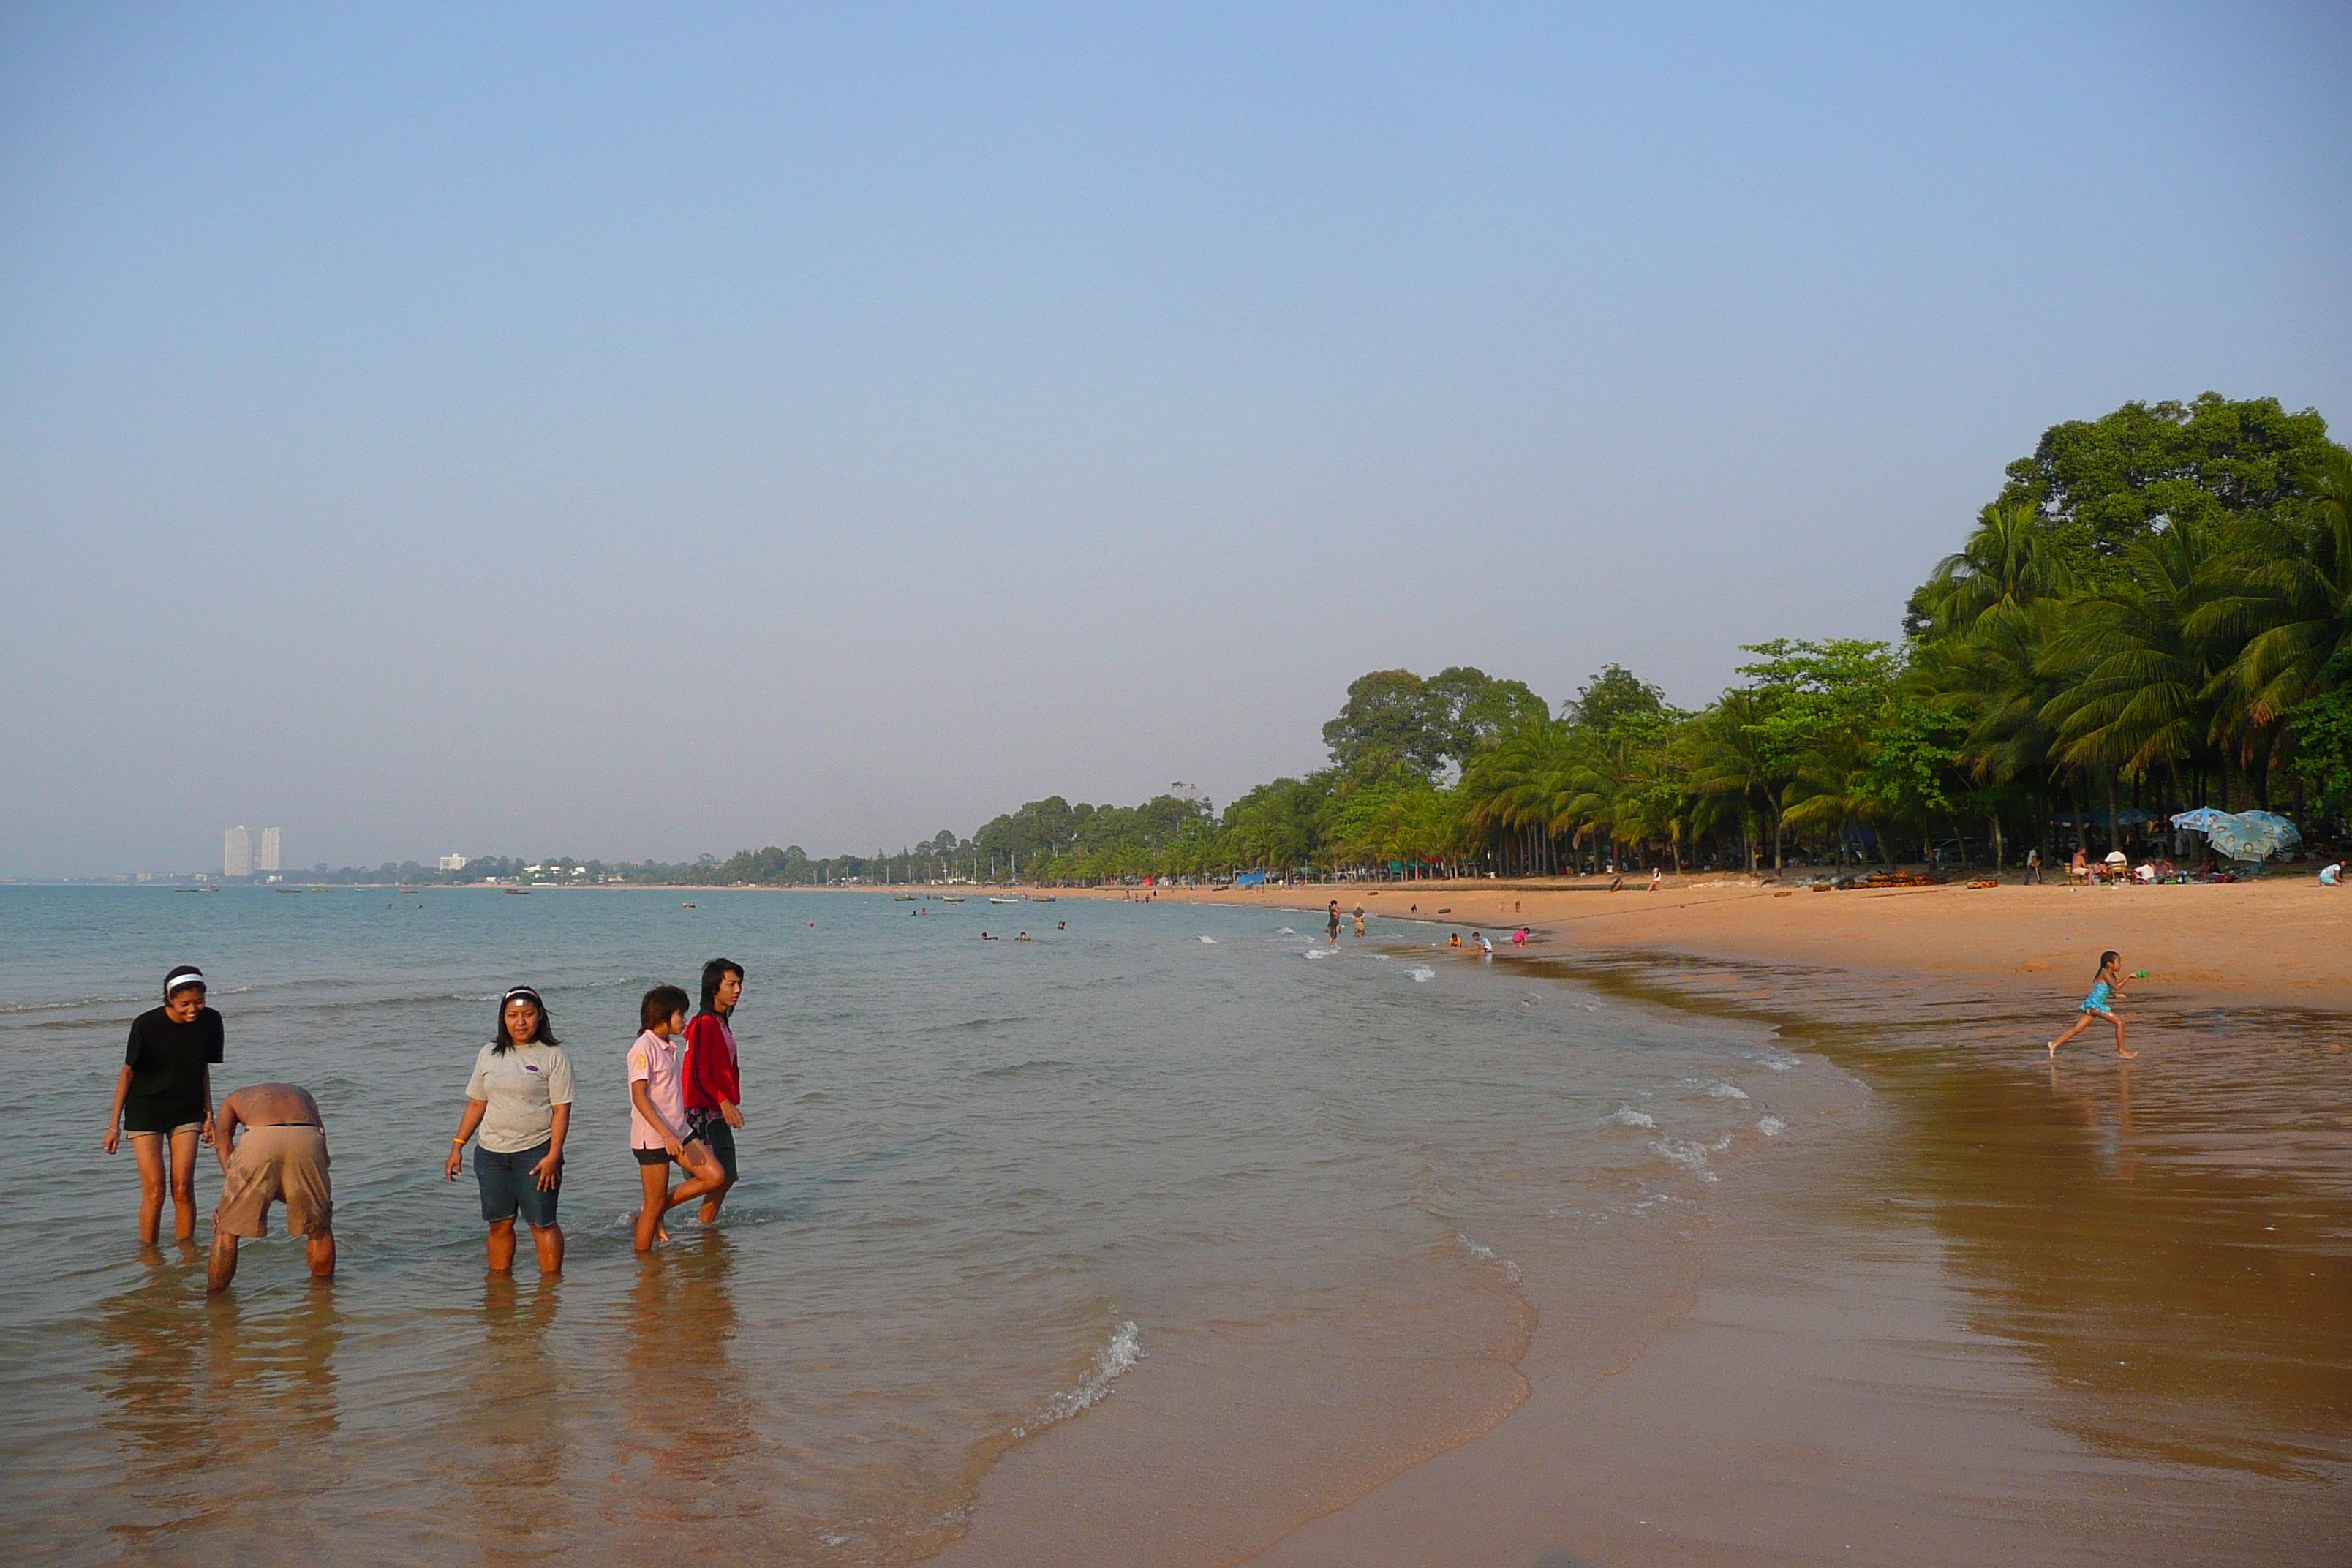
[2081,979,2114,1014]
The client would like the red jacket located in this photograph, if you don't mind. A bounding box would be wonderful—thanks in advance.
[682,1013,739,1112]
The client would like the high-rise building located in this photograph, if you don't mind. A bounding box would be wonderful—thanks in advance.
[224,826,254,878]
[437,853,467,872]
[258,826,283,873]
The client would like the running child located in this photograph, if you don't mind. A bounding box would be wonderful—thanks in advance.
[2047,951,2136,1060]
[627,985,728,1251]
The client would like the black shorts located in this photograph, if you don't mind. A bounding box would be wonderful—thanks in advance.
[633,1146,675,1166]
[685,1110,738,1183]
[124,1096,205,1137]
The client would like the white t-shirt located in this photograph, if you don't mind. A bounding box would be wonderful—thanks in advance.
[464,1041,576,1153]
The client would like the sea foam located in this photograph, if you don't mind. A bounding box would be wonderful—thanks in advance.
[1602,1105,1656,1129]
[1038,1320,1143,1425]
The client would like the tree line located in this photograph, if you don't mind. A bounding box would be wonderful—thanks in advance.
[301,392,2348,886]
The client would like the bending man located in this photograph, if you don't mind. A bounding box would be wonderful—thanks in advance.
[209,1083,335,1292]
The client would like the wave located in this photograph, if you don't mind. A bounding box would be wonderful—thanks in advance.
[1757,1116,1787,1137]
[1274,927,1296,935]
[1704,1082,1750,1100]
[1406,965,1435,983]
[1602,1105,1656,1129]
[1197,935,1217,944]
[1650,1137,1721,1183]
[1032,1320,1143,1428]
[977,1059,1074,1079]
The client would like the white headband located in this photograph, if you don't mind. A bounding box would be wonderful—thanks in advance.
[166,970,206,995]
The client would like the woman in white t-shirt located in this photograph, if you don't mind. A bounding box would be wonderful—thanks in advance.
[628,984,727,1251]
[444,985,574,1275]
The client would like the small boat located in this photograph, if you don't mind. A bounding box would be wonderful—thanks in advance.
[682,902,696,908]
[397,888,418,894]
[940,894,965,903]
[988,895,1019,904]
[503,887,532,896]
[1028,895,1056,903]
[894,893,918,901]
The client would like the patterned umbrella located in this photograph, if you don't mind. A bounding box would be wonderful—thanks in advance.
[2169,807,2234,832]
[2205,813,2293,862]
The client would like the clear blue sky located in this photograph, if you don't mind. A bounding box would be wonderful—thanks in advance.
[4,3,2347,875]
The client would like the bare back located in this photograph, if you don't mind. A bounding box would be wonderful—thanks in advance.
[220,1082,323,1129]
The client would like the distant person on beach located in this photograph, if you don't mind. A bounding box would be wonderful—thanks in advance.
[2024,847,2042,885]
[446,985,573,1275]
[2047,951,2136,1060]
[682,958,745,1224]
[1511,927,1529,946]
[1448,932,1462,948]
[628,985,728,1252]
[207,1082,333,1292]
[105,965,221,1245]
[1648,869,1662,892]
[1475,932,1494,955]
[2320,862,2342,887]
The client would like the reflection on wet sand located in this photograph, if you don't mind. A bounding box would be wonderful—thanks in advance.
[457,1273,567,1566]
[1564,951,2352,1482]
[613,1232,750,1521]
[95,1267,343,1555]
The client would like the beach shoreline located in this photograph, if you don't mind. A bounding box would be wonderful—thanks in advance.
[935,879,2352,1566]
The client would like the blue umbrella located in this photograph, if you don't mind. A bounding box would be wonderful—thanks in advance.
[2237,810,2302,847]
[2206,814,2291,862]
[2170,807,2234,832]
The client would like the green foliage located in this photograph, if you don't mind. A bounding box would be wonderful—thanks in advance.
[1322,666,1546,778]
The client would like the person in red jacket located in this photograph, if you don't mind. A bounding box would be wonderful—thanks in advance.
[681,957,745,1224]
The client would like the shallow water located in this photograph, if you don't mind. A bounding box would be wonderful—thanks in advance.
[0,888,1802,1565]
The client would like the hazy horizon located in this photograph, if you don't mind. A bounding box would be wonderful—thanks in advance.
[5,4,2349,877]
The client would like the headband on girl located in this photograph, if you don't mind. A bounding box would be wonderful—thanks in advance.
[165,967,206,997]
[501,986,543,1009]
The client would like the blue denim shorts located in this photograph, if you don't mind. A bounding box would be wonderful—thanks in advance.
[475,1142,560,1228]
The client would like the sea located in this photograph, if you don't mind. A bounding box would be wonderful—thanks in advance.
[0,885,1817,1566]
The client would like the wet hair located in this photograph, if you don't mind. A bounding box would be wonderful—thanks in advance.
[164,965,207,999]
[2096,950,2120,977]
[492,986,557,1055]
[641,984,691,1032]
[699,957,745,1017]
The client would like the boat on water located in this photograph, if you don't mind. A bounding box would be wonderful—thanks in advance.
[987,895,1019,904]
[397,887,418,894]
[894,893,918,901]
[502,887,532,896]
[1028,895,1056,903]
[939,894,965,903]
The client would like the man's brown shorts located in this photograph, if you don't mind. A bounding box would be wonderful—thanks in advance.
[214,1126,333,1238]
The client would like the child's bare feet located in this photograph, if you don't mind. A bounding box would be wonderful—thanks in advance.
[2117,1047,2137,1060]
[2047,1041,2059,1058]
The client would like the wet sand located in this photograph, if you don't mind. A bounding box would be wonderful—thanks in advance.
[943,881,2352,1565]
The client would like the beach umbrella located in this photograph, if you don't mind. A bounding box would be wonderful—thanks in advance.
[2237,810,2302,848]
[2103,850,2127,864]
[2169,807,2234,832]
[2205,814,2291,862]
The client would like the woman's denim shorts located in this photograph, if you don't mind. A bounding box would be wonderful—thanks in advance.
[475,1142,561,1228]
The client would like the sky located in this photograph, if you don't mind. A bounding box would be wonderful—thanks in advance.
[4,3,2348,875]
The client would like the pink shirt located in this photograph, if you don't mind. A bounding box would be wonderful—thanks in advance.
[627,1029,687,1150]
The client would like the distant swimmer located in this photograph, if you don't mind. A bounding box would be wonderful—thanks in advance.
[1057,921,1066,930]
[1449,932,1462,949]
[1017,932,1032,941]
[208,1082,334,1292]
[981,932,998,941]
[106,966,222,1247]
[2047,950,2136,1060]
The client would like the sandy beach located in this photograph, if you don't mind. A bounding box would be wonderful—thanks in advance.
[935,875,2352,1566]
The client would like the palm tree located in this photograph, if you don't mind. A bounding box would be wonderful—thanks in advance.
[1918,500,2076,640]
[2203,444,2352,744]
[1686,690,1781,870]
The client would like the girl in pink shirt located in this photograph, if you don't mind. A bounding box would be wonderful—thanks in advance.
[628,985,727,1251]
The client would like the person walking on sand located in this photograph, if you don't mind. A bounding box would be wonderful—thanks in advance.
[2048,951,2136,1060]
[208,1082,333,1292]
[445,985,573,1275]
[682,957,745,1225]
[1648,868,1662,892]
[2024,846,2042,885]
[104,965,222,1246]
[629,985,728,1251]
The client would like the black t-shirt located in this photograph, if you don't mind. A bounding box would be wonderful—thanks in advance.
[124,1006,224,1110]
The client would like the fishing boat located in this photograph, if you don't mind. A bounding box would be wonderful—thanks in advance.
[502,887,532,896]
[1028,895,1056,903]
[894,893,918,901]
[939,894,965,903]
[987,895,1019,904]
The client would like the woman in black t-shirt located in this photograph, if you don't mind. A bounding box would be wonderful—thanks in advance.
[104,965,224,1245]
